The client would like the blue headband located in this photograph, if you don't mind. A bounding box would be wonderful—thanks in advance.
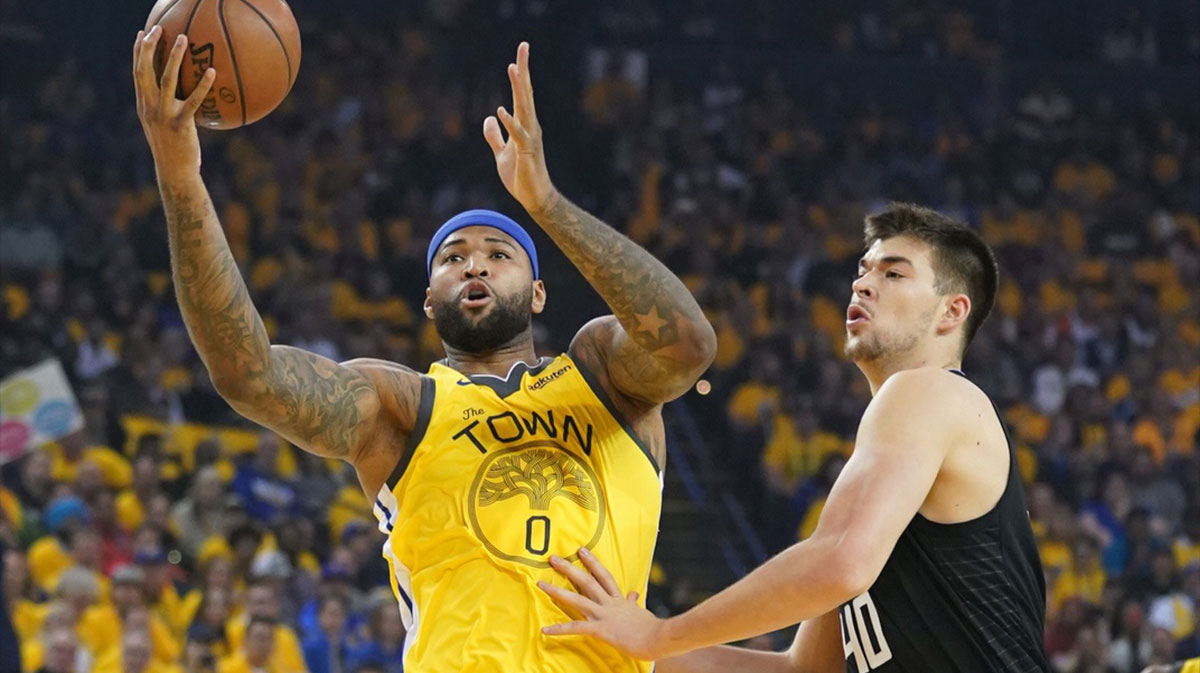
[426,209,540,279]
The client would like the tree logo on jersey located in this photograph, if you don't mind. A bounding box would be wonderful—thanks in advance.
[468,440,606,568]
[477,448,599,511]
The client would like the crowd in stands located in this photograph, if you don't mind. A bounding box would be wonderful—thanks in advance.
[1,2,1197,672]
[593,0,1199,65]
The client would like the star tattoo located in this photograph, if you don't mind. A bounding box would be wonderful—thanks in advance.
[634,306,669,339]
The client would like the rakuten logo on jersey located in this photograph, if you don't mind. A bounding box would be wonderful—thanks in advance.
[527,364,572,391]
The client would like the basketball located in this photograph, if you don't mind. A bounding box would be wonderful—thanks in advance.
[143,0,300,130]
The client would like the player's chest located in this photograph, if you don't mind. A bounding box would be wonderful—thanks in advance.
[431,390,601,460]
[400,390,622,567]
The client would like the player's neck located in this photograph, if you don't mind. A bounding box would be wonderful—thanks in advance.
[442,336,540,378]
[858,347,962,396]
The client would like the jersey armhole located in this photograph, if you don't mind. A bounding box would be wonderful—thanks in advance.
[568,353,662,474]
[912,370,1014,535]
[384,376,436,491]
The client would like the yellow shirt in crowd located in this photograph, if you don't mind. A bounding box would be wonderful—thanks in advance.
[225,619,307,673]
[46,443,133,490]
[1050,561,1106,613]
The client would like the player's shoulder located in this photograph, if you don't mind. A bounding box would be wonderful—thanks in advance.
[874,367,991,420]
[342,357,430,389]
[880,367,980,396]
[859,368,995,460]
[340,358,428,430]
[569,315,621,350]
[566,316,619,377]
[341,357,423,377]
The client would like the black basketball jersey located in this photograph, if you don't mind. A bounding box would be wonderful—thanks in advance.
[838,372,1050,673]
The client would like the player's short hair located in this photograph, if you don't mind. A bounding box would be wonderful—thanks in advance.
[863,203,998,350]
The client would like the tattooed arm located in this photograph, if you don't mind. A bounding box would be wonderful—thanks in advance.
[133,29,419,496]
[537,197,713,405]
[159,176,380,456]
[484,42,716,406]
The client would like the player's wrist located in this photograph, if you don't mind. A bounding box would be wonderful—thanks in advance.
[655,614,692,661]
[154,158,202,189]
[526,183,561,219]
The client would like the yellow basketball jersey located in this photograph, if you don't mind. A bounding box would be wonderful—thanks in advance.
[372,354,662,673]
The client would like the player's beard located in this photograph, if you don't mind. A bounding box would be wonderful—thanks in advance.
[844,306,935,363]
[433,287,533,353]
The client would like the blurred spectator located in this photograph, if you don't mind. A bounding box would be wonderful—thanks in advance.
[46,431,131,493]
[37,624,86,673]
[297,563,361,645]
[1109,599,1152,672]
[171,467,225,560]
[226,525,262,585]
[26,498,92,595]
[115,447,167,535]
[181,638,218,673]
[345,596,406,673]
[217,617,298,673]
[1177,571,1200,659]
[302,594,350,673]
[225,580,306,673]
[230,434,297,523]
[185,586,234,660]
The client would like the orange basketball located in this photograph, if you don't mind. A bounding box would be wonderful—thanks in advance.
[144,0,301,130]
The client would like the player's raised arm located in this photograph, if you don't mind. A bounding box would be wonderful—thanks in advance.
[483,42,716,407]
[133,28,418,494]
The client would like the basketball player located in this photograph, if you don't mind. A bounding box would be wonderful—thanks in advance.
[538,205,1052,672]
[134,31,714,673]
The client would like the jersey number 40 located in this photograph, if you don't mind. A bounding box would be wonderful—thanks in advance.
[840,591,893,672]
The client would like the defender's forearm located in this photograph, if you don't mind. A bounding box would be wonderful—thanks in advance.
[530,191,714,358]
[657,647,793,673]
[658,537,856,658]
[161,172,270,392]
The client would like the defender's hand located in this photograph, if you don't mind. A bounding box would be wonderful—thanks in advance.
[539,548,669,661]
[133,26,216,181]
[484,42,557,214]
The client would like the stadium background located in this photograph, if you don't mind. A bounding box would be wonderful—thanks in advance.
[1,1,1198,671]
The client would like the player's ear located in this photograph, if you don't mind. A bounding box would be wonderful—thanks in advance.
[424,287,434,319]
[937,293,971,336]
[531,280,546,315]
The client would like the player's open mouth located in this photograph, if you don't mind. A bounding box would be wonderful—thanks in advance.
[846,304,870,328]
[461,281,493,308]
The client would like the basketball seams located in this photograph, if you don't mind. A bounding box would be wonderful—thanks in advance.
[235,0,294,90]
[149,0,185,30]
[180,0,205,98]
[217,0,248,127]
[182,0,205,34]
